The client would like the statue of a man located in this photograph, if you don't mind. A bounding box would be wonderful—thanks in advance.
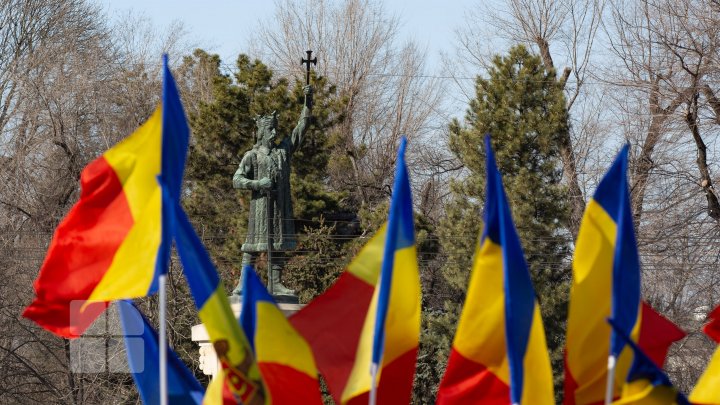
[232,85,312,299]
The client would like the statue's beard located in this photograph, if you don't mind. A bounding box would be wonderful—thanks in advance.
[266,131,281,146]
[258,129,278,146]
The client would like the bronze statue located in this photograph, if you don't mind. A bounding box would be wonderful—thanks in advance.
[232,84,313,301]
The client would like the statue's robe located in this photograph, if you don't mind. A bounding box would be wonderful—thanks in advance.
[233,110,308,252]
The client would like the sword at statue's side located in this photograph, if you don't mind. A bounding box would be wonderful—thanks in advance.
[266,188,274,295]
[301,50,317,108]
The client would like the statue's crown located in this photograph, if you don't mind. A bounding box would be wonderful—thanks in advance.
[255,111,278,128]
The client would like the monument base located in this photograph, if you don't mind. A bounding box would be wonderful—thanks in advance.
[270,294,299,304]
[191,298,303,377]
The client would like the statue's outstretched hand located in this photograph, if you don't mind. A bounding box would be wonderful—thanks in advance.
[256,178,272,190]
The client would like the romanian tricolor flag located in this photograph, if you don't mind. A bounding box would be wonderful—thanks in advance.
[436,135,554,405]
[291,138,420,405]
[565,146,640,404]
[564,146,684,405]
[365,136,420,403]
[608,319,689,405]
[690,304,720,405]
[172,202,264,405]
[23,55,189,338]
[239,266,322,405]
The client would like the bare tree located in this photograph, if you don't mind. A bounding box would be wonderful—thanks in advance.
[606,0,720,226]
[0,1,200,403]
[605,0,720,389]
[252,0,446,211]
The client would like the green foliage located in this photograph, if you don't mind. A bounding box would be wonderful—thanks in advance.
[413,305,457,404]
[284,219,352,303]
[284,201,389,301]
[421,44,572,401]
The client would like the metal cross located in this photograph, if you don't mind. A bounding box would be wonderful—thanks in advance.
[301,50,317,85]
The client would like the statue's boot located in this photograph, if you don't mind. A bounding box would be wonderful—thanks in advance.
[232,253,253,296]
[270,268,295,296]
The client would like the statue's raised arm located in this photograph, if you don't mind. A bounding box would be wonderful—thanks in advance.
[290,85,313,152]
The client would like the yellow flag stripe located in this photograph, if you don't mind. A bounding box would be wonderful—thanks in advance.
[87,106,163,302]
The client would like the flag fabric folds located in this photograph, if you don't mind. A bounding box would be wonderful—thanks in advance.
[117,300,204,405]
[289,226,385,404]
[172,202,264,405]
[436,135,554,405]
[239,266,322,405]
[291,137,420,405]
[690,304,720,405]
[563,147,685,405]
[23,55,189,338]
[607,319,689,405]
[565,145,644,405]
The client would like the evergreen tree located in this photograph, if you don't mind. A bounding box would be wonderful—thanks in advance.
[422,45,572,401]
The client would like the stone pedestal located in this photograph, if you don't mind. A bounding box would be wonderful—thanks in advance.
[191,298,303,377]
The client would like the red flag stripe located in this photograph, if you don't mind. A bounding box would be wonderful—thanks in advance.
[703,305,720,343]
[289,271,374,404]
[258,363,323,404]
[437,348,510,405]
[344,348,418,405]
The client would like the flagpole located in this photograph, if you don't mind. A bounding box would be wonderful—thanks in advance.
[369,362,379,405]
[159,274,168,405]
[604,354,616,405]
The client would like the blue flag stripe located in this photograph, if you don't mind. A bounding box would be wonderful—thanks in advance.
[607,318,689,405]
[484,136,536,404]
[371,137,415,367]
[603,146,641,358]
[173,201,221,307]
[151,54,190,292]
[117,300,203,405]
[591,148,625,225]
[161,53,190,202]
[239,265,276,353]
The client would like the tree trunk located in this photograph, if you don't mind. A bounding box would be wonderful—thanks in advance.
[559,136,585,238]
[536,36,585,238]
[686,93,720,223]
[631,84,688,229]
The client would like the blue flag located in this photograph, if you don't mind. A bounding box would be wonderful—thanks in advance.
[117,300,204,405]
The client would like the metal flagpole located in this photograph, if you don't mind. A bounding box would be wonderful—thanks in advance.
[369,362,379,405]
[604,354,616,405]
[159,274,168,405]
